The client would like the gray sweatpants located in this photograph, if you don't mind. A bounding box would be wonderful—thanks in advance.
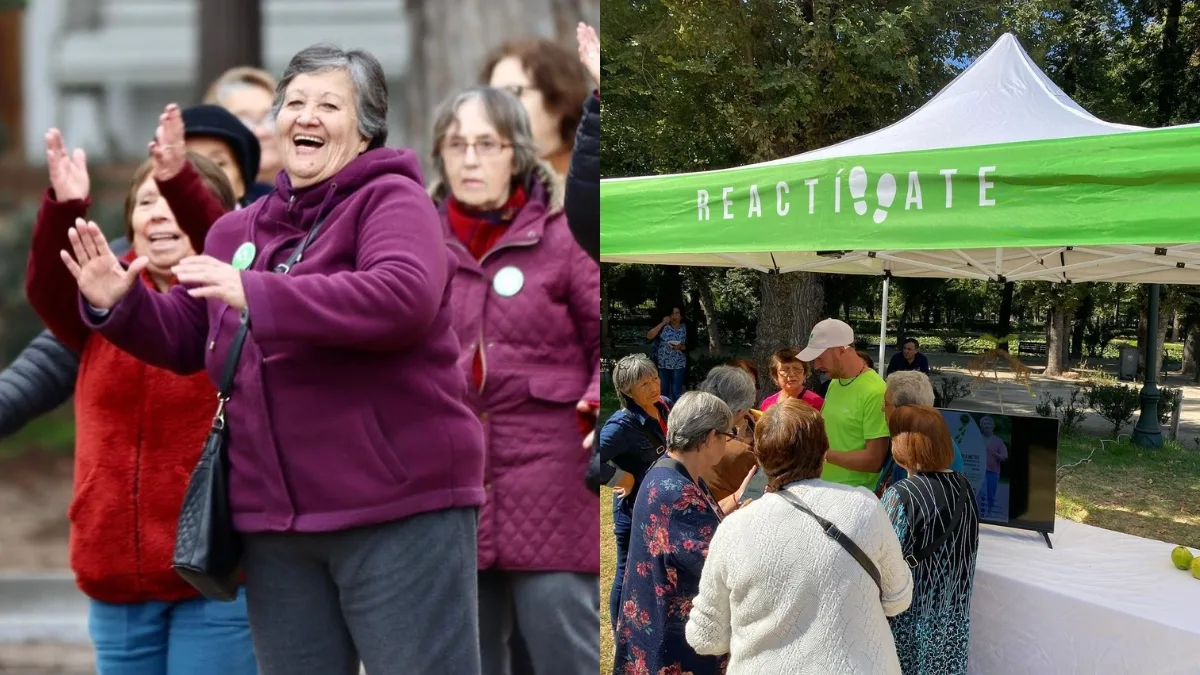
[241,507,480,675]
[478,570,600,675]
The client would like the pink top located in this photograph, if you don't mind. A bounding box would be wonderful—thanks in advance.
[761,388,825,412]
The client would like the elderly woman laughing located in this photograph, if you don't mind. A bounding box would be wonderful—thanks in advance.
[66,44,486,675]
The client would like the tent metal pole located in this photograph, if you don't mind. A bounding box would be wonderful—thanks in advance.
[878,272,891,377]
[1132,283,1164,448]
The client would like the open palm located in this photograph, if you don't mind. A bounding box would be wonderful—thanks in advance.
[577,22,600,86]
[61,219,147,310]
[45,129,90,202]
[149,103,187,182]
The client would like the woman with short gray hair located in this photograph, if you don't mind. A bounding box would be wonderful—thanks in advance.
[883,371,964,483]
[432,85,601,675]
[593,353,670,635]
[614,391,735,675]
[697,366,761,509]
[73,43,485,674]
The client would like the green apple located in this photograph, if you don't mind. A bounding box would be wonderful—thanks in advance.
[1172,546,1194,571]
[1192,556,1200,580]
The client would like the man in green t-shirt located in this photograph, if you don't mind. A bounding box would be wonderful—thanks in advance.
[798,319,891,489]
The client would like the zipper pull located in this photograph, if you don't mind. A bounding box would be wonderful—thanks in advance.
[288,195,296,212]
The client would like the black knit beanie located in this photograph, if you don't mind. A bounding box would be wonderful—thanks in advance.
[181,104,261,199]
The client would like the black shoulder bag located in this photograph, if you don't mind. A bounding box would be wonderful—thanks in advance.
[173,219,325,601]
[775,489,882,592]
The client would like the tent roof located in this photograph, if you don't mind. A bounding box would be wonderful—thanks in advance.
[758,33,1143,165]
[600,34,1200,285]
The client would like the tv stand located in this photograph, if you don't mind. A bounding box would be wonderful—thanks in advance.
[1041,532,1053,549]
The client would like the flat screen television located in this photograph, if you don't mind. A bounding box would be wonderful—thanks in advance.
[937,408,1059,534]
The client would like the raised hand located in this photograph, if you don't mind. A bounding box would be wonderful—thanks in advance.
[576,22,600,86]
[171,255,246,311]
[60,219,147,310]
[149,103,187,182]
[45,129,90,202]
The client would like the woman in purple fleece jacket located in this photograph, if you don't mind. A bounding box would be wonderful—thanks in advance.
[431,86,601,674]
[60,45,485,675]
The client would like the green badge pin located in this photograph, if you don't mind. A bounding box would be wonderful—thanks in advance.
[231,242,257,271]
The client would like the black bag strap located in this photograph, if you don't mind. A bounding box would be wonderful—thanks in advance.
[776,488,882,591]
[212,217,326,428]
[905,474,971,568]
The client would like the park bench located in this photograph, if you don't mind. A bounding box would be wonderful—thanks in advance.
[1017,341,1048,357]
[33,0,408,162]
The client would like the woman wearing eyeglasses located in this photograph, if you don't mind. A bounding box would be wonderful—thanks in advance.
[613,391,742,675]
[431,86,601,675]
[483,38,593,177]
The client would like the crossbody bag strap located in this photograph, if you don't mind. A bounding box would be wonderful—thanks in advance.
[905,474,970,568]
[211,216,327,427]
[776,489,882,591]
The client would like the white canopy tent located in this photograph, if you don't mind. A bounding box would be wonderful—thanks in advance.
[601,33,1200,373]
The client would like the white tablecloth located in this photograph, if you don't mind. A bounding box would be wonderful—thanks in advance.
[969,518,1200,675]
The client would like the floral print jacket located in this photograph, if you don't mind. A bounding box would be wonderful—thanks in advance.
[613,457,728,675]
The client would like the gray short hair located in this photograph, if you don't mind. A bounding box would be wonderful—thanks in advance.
[886,371,935,407]
[274,44,389,150]
[699,366,756,416]
[612,354,657,409]
[667,391,733,453]
[428,86,540,202]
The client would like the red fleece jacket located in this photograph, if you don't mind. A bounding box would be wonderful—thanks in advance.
[25,165,226,603]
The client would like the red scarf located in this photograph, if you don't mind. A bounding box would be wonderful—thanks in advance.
[447,185,528,261]
[447,186,528,390]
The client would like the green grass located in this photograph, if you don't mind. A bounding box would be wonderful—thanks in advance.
[1055,435,1200,549]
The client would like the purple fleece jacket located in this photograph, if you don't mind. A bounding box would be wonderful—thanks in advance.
[83,148,486,533]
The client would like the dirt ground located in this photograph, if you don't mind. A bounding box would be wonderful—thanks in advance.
[0,451,72,571]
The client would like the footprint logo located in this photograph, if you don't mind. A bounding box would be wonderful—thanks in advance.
[849,167,868,216]
[873,173,897,224]
[847,166,898,224]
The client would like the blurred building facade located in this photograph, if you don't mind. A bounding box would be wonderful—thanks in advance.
[21,0,410,165]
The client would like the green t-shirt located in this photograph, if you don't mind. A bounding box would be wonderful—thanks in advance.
[821,368,891,489]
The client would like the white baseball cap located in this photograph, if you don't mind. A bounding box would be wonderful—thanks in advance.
[798,319,855,362]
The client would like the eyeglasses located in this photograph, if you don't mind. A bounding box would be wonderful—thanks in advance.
[714,431,736,441]
[442,138,512,157]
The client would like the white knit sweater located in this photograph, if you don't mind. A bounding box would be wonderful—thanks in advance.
[685,479,913,675]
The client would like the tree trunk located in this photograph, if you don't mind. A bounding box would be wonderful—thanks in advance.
[197,0,263,100]
[751,272,824,393]
[403,0,565,167]
[1156,0,1185,126]
[1184,314,1200,377]
[1045,307,1067,377]
[0,8,23,158]
[997,282,1015,351]
[688,268,723,355]
[656,265,684,317]
[1070,288,1093,359]
[601,264,613,352]
[1170,311,1181,342]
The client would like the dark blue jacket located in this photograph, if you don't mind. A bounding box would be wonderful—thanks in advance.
[589,397,671,514]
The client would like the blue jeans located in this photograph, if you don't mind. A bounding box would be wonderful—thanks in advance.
[609,501,633,634]
[985,471,1000,515]
[88,588,257,675]
[658,367,686,402]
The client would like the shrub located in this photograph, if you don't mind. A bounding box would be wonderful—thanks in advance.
[943,340,960,354]
[1086,382,1140,436]
[1158,387,1182,427]
[1036,389,1088,435]
[933,375,972,408]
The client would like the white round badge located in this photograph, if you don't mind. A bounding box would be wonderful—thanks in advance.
[492,266,525,297]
